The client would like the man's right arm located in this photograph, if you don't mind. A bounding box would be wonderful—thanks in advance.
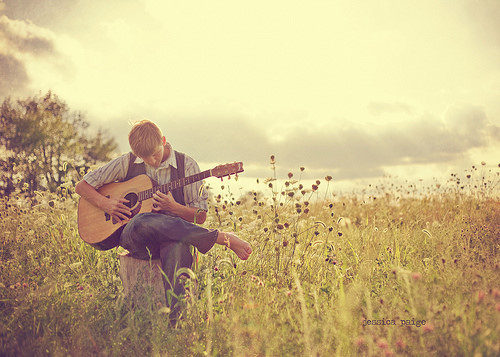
[75,180,132,222]
[75,154,131,222]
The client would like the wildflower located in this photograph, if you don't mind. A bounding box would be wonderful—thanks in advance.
[423,323,434,332]
[492,288,500,298]
[270,155,276,164]
[285,290,292,297]
[288,172,293,179]
[325,175,332,181]
[283,240,288,247]
[338,232,343,237]
[300,167,305,172]
[478,290,486,303]
[377,338,388,349]
[214,266,219,272]
[312,184,318,191]
[481,161,486,166]
[395,339,407,350]
[355,337,365,347]
[411,272,422,281]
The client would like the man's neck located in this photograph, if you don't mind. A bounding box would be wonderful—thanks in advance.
[161,143,170,163]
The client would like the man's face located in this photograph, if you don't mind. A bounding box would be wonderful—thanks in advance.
[141,145,164,168]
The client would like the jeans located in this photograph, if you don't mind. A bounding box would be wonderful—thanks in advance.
[119,213,218,313]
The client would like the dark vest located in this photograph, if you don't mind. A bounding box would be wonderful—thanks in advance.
[125,151,186,206]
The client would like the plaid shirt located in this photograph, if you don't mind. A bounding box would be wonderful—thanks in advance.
[83,143,208,210]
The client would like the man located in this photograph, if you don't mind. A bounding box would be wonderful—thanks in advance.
[75,119,252,319]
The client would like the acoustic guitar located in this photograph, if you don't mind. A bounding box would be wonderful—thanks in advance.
[77,162,243,250]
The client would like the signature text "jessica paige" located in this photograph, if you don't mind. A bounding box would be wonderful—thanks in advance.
[362,318,427,328]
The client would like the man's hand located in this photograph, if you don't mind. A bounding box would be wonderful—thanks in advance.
[100,197,131,224]
[75,179,131,224]
[152,191,179,213]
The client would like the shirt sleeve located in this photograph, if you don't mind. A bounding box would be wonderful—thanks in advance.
[183,154,209,211]
[82,153,129,189]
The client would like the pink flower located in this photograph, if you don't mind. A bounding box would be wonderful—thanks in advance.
[377,339,388,349]
[423,323,435,332]
[478,290,486,303]
[395,339,407,350]
[411,272,422,281]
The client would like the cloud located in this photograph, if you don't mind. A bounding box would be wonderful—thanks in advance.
[0,15,55,54]
[0,14,58,97]
[102,104,497,181]
[0,53,28,96]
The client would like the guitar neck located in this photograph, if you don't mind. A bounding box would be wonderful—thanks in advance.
[138,169,212,201]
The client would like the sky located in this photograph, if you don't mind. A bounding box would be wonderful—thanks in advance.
[1,0,499,192]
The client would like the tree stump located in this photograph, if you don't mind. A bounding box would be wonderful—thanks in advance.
[118,251,166,307]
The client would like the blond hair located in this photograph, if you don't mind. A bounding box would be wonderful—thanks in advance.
[128,119,163,158]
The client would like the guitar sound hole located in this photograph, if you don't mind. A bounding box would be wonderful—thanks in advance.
[124,193,138,210]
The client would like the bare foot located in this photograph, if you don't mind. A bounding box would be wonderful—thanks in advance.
[217,232,252,260]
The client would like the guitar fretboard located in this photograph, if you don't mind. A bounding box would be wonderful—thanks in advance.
[138,169,211,201]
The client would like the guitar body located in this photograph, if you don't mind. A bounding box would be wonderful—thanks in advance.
[77,175,155,250]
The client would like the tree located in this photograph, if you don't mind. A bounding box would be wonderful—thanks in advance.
[0,91,118,196]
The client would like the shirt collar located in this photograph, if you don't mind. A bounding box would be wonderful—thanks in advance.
[133,142,177,169]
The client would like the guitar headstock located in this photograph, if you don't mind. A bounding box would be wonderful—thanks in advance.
[212,162,244,180]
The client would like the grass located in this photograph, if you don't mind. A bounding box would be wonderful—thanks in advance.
[0,161,499,356]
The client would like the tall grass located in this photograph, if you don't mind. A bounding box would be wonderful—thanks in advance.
[0,161,499,356]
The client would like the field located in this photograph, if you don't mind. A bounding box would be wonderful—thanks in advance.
[1,162,499,356]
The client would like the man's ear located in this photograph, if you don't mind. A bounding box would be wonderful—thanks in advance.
[162,136,167,145]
